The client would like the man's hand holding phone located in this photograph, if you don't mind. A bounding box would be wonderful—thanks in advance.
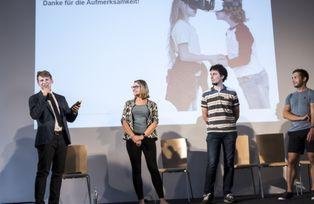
[71,100,82,113]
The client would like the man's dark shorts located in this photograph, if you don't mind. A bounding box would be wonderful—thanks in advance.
[288,128,314,154]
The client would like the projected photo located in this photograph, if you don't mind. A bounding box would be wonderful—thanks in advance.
[35,0,278,127]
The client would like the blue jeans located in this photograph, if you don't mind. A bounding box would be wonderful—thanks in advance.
[203,132,237,195]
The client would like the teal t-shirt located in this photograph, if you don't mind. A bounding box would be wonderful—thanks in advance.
[285,89,314,132]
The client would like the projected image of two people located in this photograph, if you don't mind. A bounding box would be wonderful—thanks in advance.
[36,0,277,127]
[166,0,271,112]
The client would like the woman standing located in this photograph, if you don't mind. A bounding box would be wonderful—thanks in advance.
[121,79,167,204]
[166,0,218,111]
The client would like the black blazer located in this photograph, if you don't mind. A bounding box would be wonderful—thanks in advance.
[29,91,77,147]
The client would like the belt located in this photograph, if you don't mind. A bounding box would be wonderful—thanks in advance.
[54,131,63,136]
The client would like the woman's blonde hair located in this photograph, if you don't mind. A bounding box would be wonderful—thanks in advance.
[134,79,150,99]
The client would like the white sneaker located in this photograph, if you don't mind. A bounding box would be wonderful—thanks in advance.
[223,193,235,203]
[201,192,213,203]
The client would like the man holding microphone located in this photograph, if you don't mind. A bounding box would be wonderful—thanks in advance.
[29,70,81,204]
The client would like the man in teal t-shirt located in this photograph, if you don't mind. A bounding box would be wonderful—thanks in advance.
[278,69,314,201]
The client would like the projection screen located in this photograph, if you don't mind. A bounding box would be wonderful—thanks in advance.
[35,0,278,128]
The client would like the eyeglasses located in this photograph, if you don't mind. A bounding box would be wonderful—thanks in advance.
[131,85,140,89]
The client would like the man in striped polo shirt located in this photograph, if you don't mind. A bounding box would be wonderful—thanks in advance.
[201,64,240,204]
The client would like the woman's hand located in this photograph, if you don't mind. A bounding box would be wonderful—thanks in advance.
[131,135,144,146]
[135,141,142,146]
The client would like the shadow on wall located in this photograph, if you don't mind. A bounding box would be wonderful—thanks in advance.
[254,122,287,195]
[234,124,287,196]
[160,140,186,168]
[277,101,291,156]
[88,154,139,203]
[237,124,258,164]
[94,126,154,203]
[188,147,207,198]
[277,101,291,157]
[234,124,259,195]
[280,120,291,156]
[159,131,188,199]
[158,131,208,199]
[0,125,36,203]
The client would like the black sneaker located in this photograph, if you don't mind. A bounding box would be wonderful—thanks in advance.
[224,193,235,203]
[201,192,214,203]
[278,192,293,200]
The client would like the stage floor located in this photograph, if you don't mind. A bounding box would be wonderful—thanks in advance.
[107,193,314,204]
[4,193,314,204]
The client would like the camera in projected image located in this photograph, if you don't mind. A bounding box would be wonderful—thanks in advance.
[182,0,215,11]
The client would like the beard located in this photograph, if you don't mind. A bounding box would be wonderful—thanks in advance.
[293,82,303,88]
[212,82,218,86]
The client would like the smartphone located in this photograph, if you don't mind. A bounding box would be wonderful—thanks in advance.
[74,100,82,106]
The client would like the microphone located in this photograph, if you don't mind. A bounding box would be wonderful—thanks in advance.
[47,92,52,100]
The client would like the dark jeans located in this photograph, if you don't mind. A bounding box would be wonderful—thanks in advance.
[203,132,237,195]
[35,133,67,204]
[126,138,164,200]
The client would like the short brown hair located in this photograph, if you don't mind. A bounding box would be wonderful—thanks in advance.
[37,70,52,80]
[293,68,309,84]
[210,64,228,82]
[223,0,247,23]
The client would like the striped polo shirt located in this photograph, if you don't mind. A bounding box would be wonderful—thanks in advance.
[201,86,239,133]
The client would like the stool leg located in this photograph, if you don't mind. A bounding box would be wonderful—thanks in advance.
[308,164,312,192]
[258,167,264,198]
[250,168,256,195]
[295,164,300,196]
[85,175,92,204]
[186,171,194,201]
[299,163,303,195]
[185,171,190,203]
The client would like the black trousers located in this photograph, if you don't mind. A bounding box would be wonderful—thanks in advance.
[126,138,164,200]
[35,133,67,204]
